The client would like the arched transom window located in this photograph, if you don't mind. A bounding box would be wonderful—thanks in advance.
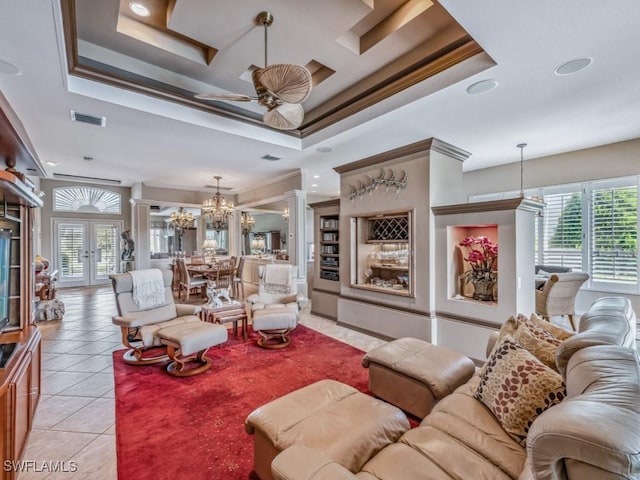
[53,186,122,214]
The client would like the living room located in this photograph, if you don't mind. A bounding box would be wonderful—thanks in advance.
[1,1,640,479]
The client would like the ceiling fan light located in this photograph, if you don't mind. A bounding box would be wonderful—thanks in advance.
[264,103,304,130]
[258,64,312,104]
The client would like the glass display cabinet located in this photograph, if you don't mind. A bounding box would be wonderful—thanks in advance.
[351,211,413,297]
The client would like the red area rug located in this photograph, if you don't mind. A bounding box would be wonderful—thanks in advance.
[113,325,369,480]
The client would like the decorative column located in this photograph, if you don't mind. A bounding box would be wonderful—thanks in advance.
[284,189,307,294]
[131,200,150,270]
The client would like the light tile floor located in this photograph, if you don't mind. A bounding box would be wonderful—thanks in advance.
[18,285,384,479]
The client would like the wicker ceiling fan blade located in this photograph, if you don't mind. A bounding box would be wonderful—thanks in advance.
[263,102,304,130]
[257,64,312,104]
[194,93,255,102]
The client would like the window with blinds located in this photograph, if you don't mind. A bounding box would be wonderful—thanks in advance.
[590,182,638,285]
[540,189,584,271]
[59,224,85,278]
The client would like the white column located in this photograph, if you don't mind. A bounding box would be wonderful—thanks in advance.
[284,189,307,295]
[131,201,150,270]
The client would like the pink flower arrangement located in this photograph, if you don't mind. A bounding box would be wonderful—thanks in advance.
[459,235,498,283]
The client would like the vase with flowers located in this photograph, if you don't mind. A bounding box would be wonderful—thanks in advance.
[458,235,498,302]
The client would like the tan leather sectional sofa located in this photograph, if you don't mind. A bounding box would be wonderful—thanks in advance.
[270,297,640,480]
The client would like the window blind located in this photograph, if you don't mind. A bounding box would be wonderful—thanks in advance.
[590,183,638,285]
[540,190,584,271]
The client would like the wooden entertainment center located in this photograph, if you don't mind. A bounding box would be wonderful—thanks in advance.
[0,91,45,479]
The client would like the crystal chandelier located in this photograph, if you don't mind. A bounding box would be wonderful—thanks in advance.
[201,176,234,231]
[282,208,289,222]
[241,212,256,234]
[170,207,195,230]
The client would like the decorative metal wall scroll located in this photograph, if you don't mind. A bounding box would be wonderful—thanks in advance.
[347,168,407,200]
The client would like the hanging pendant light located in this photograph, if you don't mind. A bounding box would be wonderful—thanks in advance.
[201,176,234,231]
[517,143,527,198]
[170,207,195,230]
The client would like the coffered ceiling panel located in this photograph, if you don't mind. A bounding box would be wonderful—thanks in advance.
[64,0,486,136]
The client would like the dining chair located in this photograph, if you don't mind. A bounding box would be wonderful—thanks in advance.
[232,256,246,300]
[214,258,235,292]
[176,258,207,301]
[191,255,206,265]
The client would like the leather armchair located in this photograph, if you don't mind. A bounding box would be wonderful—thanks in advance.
[246,264,306,317]
[110,269,202,365]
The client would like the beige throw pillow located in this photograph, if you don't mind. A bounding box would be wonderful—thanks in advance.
[495,314,561,370]
[474,334,566,446]
[529,313,575,341]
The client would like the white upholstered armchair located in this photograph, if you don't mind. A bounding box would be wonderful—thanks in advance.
[246,264,306,348]
[535,272,589,330]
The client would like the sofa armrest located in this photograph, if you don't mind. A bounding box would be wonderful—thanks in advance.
[271,446,359,480]
[528,401,640,480]
[175,304,201,316]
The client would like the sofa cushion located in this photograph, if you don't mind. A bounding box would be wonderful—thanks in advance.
[360,384,525,480]
[474,335,566,446]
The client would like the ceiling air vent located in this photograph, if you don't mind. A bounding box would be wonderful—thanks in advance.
[53,173,121,185]
[70,110,107,127]
[261,154,281,161]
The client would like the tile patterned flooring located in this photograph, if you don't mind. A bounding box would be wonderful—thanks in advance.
[19,285,384,479]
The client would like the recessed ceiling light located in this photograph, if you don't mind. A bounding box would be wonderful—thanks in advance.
[261,154,281,161]
[311,190,317,193]
[466,79,498,95]
[554,57,592,76]
[311,183,318,187]
[0,59,21,76]
[129,2,150,17]
[316,147,332,153]
[312,175,320,179]
[45,161,58,166]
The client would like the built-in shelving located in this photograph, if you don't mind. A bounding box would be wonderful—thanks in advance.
[309,199,341,320]
[319,215,340,282]
[352,211,413,297]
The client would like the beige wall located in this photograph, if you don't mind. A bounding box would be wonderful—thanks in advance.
[464,137,640,196]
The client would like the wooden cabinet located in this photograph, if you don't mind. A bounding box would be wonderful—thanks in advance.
[0,327,41,480]
[309,200,340,320]
[0,171,43,479]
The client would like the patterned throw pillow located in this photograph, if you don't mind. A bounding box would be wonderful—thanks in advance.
[529,313,575,341]
[493,314,561,370]
[474,335,566,446]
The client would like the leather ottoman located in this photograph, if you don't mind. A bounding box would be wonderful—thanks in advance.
[362,337,476,418]
[245,379,410,480]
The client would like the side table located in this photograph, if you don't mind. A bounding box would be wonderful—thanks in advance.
[200,301,248,340]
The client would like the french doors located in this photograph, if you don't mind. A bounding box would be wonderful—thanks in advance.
[53,219,123,287]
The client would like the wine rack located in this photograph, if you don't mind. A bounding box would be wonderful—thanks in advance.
[367,214,409,242]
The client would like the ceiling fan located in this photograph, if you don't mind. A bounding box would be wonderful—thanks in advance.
[195,11,312,131]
